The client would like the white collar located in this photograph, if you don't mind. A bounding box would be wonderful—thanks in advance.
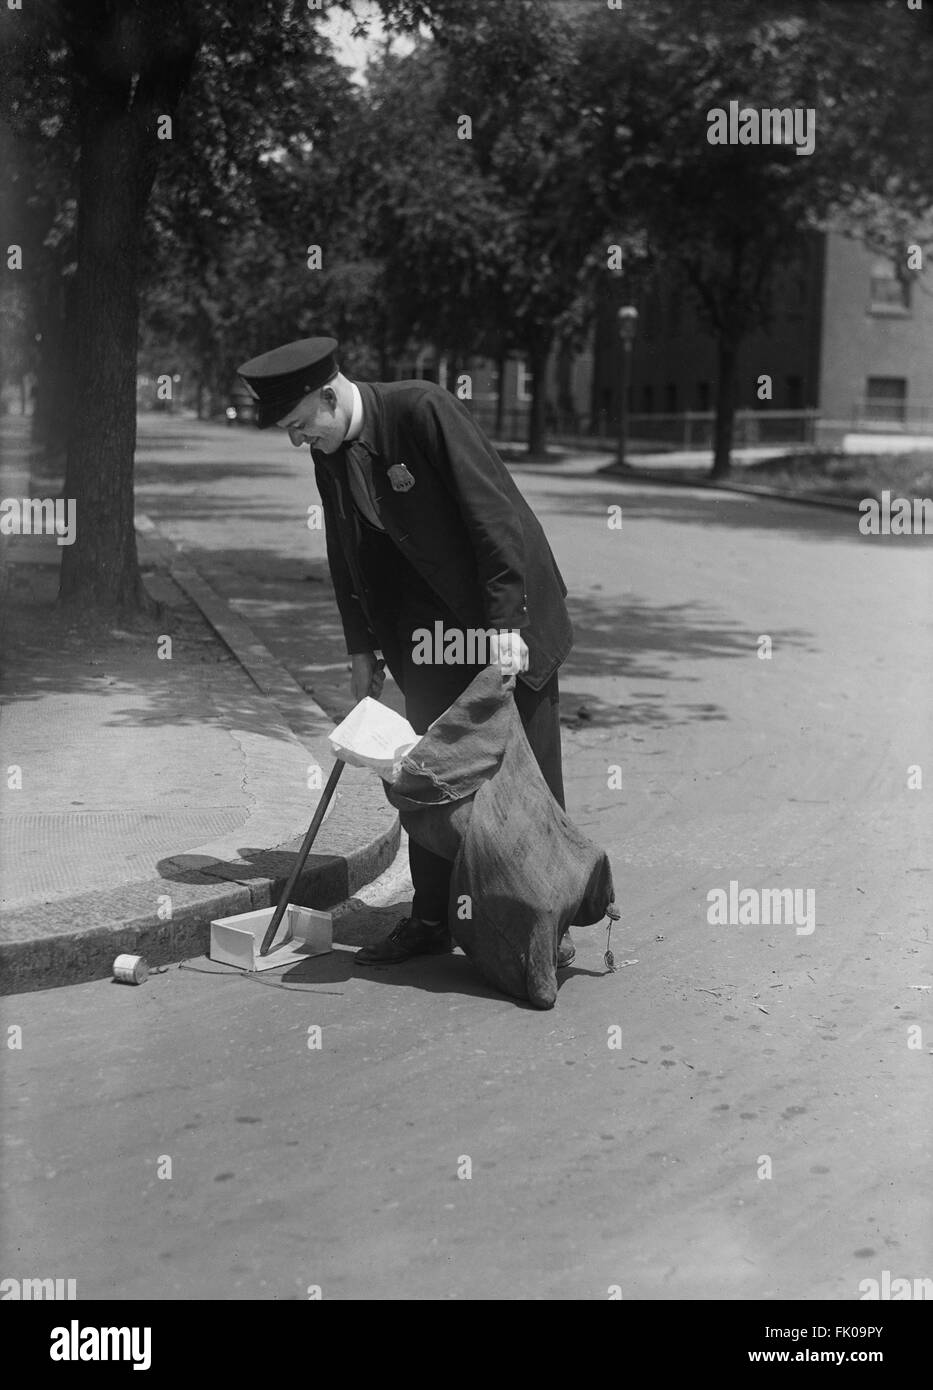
[344,381,364,442]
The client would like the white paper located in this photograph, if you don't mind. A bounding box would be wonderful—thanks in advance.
[328,697,421,779]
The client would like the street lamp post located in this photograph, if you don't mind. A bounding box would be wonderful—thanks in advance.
[616,305,638,468]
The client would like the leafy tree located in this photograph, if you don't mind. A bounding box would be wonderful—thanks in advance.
[1,0,428,618]
[139,26,361,416]
[577,0,933,475]
[0,20,78,456]
[3,1,202,613]
[355,0,634,456]
[351,45,513,380]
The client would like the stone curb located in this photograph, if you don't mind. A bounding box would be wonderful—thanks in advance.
[0,519,400,994]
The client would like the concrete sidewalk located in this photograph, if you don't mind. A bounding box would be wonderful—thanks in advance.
[0,427,398,993]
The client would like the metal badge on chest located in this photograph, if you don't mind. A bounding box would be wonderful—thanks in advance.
[387,462,415,492]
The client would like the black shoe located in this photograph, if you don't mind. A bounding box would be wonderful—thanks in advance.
[557,931,576,968]
[355,915,453,965]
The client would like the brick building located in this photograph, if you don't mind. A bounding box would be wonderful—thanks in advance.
[584,228,933,450]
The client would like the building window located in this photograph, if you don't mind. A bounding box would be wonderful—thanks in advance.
[785,375,803,410]
[865,376,907,424]
[869,256,911,313]
[696,381,711,412]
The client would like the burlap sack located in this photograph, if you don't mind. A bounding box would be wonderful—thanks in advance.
[386,667,616,1008]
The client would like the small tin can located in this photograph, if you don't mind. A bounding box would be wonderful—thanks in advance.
[113,953,149,985]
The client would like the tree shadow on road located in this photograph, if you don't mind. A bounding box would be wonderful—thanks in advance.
[556,586,814,730]
[3,450,827,739]
[0,549,813,737]
[164,546,805,733]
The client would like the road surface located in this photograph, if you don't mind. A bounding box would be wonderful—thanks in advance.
[2,417,930,1299]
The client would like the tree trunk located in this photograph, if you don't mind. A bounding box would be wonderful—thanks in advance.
[494,353,506,437]
[556,334,576,435]
[59,92,155,612]
[58,2,199,616]
[30,271,73,466]
[711,332,738,479]
[198,345,222,421]
[526,335,552,459]
[588,319,602,437]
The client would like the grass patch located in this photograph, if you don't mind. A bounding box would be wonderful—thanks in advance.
[743,449,933,501]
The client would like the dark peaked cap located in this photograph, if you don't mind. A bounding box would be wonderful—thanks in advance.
[236,336,339,428]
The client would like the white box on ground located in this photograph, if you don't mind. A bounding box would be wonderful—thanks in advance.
[210,904,333,972]
[329,696,421,778]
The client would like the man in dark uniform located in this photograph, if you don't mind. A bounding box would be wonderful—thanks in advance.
[237,336,575,966]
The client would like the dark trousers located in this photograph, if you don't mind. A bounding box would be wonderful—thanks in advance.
[359,526,565,922]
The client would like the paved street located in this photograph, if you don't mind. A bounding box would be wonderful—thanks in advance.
[2,417,931,1299]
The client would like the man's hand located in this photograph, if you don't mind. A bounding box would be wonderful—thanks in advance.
[350,651,385,703]
[488,630,529,676]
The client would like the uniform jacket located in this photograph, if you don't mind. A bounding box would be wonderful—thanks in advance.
[311,379,573,691]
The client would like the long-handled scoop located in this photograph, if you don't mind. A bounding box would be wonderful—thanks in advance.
[258,759,345,957]
[258,660,385,959]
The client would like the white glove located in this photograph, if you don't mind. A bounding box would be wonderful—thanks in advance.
[488,630,529,675]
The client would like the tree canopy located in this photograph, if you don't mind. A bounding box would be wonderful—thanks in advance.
[4,0,932,614]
